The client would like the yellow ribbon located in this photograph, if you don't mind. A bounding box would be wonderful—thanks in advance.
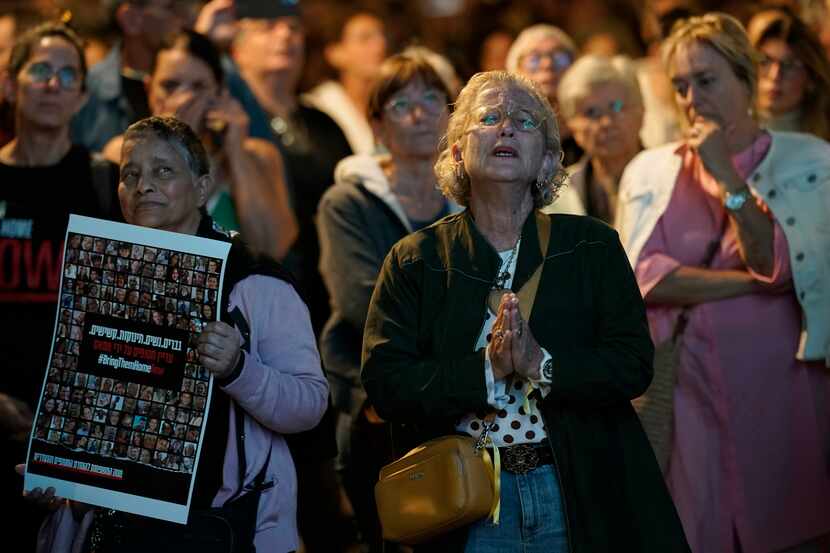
[522,379,538,414]
[481,437,501,525]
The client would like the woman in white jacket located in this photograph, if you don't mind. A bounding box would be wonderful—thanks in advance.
[616,12,830,553]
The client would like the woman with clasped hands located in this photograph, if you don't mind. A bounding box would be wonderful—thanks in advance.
[361,71,689,552]
[616,13,830,553]
[29,116,328,553]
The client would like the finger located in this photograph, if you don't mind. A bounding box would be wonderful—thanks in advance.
[509,293,523,327]
[492,299,506,333]
[198,328,231,346]
[15,463,25,476]
[203,321,234,337]
[501,294,516,333]
[510,303,524,341]
[200,332,239,354]
[197,341,225,360]
[498,290,513,310]
[502,331,514,368]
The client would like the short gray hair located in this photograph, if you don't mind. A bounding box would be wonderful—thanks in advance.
[434,71,568,208]
[123,116,210,179]
[505,24,578,74]
[557,55,643,120]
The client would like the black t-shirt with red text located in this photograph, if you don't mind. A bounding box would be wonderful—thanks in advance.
[0,145,102,407]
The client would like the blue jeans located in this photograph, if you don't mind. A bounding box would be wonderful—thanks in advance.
[464,464,568,553]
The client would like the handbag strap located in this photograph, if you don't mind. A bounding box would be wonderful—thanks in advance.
[224,403,270,506]
[515,210,551,322]
[672,215,728,339]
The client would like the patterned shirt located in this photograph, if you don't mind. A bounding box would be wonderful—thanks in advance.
[455,241,553,446]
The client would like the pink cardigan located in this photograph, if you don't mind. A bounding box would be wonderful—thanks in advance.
[37,274,329,553]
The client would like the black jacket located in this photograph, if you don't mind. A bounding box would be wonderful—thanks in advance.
[361,210,689,552]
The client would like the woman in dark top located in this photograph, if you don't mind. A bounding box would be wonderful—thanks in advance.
[317,50,456,553]
[0,21,113,552]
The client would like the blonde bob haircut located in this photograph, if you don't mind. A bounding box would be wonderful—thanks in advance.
[557,55,643,121]
[434,71,568,208]
[662,12,757,121]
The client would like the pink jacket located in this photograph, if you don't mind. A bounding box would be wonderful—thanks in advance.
[37,274,329,553]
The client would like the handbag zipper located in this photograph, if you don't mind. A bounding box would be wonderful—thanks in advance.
[541,409,573,553]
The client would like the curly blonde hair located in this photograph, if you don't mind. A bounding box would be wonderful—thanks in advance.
[434,71,567,208]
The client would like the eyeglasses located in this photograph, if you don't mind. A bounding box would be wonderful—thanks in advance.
[24,61,81,90]
[758,54,805,78]
[384,89,447,120]
[472,105,543,133]
[578,99,626,121]
[520,50,573,73]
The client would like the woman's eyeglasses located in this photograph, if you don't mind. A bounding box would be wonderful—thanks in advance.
[473,105,543,133]
[25,62,81,90]
[384,90,447,120]
[578,99,626,121]
[520,50,573,74]
[758,54,805,78]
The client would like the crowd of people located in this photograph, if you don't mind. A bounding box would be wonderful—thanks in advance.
[1,1,829,552]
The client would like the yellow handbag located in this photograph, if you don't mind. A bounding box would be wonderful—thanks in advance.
[374,433,498,545]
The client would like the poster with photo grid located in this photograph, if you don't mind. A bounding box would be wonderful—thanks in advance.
[24,215,231,524]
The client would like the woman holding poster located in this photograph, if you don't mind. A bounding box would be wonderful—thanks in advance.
[29,116,329,553]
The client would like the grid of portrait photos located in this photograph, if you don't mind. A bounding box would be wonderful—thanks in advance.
[33,233,223,474]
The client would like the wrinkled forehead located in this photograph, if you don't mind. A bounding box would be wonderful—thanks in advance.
[121,134,190,170]
[474,83,540,112]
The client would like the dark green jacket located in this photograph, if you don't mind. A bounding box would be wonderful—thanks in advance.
[361,210,689,552]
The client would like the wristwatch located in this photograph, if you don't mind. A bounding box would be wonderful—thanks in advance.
[541,358,554,380]
[724,187,751,211]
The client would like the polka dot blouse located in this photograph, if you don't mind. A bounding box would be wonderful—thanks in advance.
[455,240,553,447]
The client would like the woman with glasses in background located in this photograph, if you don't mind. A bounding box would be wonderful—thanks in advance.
[317,49,457,553]
[505,24,583,165]
[546,55,644,223]
[0,21,114,552]
[748,7,830,141]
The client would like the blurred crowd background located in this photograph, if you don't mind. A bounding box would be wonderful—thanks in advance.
[3,1,830,552]
[2,0,830,92]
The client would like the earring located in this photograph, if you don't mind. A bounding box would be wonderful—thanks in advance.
[455,163,466,183]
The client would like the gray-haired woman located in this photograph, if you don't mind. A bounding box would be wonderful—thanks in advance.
[546,55,644,223]
[505,24,583,165]
[361,71,689,552]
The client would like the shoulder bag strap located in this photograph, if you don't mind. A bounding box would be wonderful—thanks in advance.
[516,211,551,322]
[224,402,271,507]
[672,215,728,339]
